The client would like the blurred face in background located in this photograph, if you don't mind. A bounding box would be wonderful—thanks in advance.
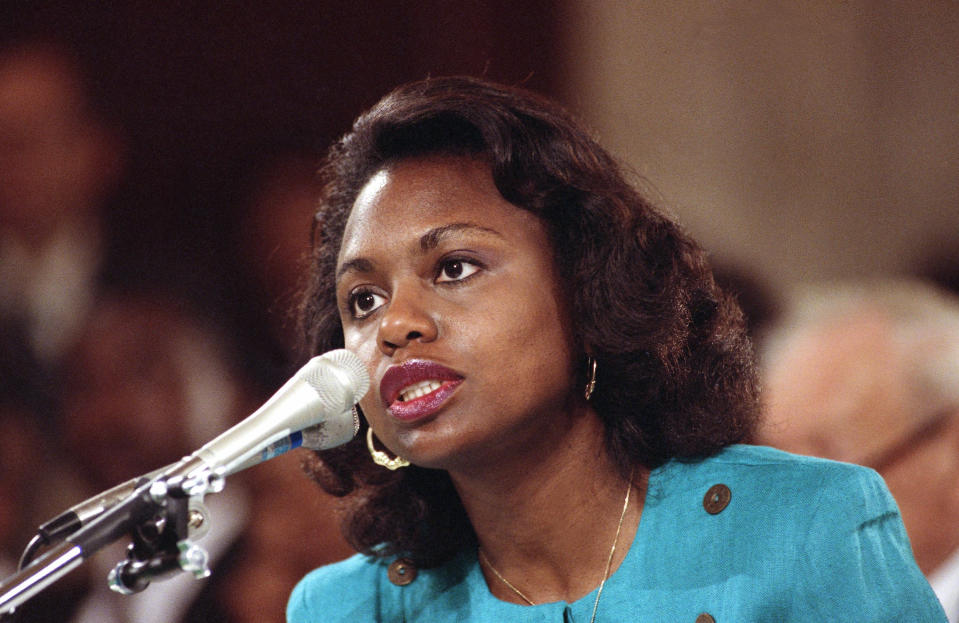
[61,297,191,488]
[0,44,121,246]
[761,314,959,575]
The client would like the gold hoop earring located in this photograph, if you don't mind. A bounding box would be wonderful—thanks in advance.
[367,427,411,470]
[584,356,597,401]
[351,406,361,434]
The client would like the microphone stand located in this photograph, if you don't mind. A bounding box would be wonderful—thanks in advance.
[0,464,221,617]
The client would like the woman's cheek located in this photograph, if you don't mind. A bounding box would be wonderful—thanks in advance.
[343,327,381,407]
[343,322,376,358]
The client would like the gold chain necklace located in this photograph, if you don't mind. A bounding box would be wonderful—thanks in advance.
[478,470,634,623]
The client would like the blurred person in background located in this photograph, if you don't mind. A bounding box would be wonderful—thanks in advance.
[0,321,49,576]
[57,289,251,623]
[0,37,124,369]
[0,318,87,622]
[759,278,959,621]
[0,410,42,579]
[50,287,354,622]
[233,154,322,390]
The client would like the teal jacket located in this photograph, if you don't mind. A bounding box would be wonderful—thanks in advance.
[288,445,946,622]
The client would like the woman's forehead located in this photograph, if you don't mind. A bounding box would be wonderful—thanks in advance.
[337,156,540,260]
[353,156,498,217]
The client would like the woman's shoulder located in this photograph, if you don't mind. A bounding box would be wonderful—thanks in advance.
[640,445,945,620]
[650,444,900,535]
[287,552,389,622]
[287,548,477,622]
[688,442,872,475]
[294,551,386,588]
[667,444,891,502]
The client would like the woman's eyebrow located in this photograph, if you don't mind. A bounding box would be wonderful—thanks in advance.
[337,222,503,282]
[419,222,503,251]
[336,257,374,281]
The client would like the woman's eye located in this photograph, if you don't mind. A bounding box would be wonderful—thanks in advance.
[436,259,481,283]
[349,290,386,318]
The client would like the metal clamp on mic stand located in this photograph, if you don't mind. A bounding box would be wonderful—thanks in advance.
[0,464,221,618]
[106,470,218,595]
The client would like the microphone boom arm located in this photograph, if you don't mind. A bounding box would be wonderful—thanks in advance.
[0,348,369,616]
[0,459,227,615]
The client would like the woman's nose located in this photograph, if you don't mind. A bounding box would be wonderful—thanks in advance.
[377,285,438,354]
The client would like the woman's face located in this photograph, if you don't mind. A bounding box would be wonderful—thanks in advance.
[335,155,577,472]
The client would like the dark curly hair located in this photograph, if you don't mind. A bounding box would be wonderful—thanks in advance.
[300,76,759,568]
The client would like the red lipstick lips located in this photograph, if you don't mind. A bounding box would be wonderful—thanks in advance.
[380,360,463,421]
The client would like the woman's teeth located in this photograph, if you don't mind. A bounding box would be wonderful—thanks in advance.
[398,379,442,402]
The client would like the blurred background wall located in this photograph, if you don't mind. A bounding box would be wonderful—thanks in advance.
[561,1,959,290]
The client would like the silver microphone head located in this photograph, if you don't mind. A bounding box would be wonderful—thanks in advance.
[298,348,370,414]
[191,349,369,476]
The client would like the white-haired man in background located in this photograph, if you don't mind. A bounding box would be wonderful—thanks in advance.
[759,278,959,621]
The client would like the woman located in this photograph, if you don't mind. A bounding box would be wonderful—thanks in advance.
[289,77,944,621]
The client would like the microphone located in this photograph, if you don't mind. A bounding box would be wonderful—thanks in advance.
[3,350,369,615]
[33,349,368,546]
[170,348,368,480]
